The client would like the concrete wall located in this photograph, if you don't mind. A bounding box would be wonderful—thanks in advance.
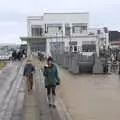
[47,36,97,53]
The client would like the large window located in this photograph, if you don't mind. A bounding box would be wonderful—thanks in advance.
[81,26,87,31]
[65,24,71,36]
[46,23,62,33]
[50,42,65,52]
[72,23,87,33]
[82,41,96,52]
[82,45,96,52]
[31,25,43,36]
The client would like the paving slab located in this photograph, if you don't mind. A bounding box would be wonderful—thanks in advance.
[23,57,72,120]
[23,90,40,120]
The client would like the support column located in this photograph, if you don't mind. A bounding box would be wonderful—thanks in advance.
[62,24,65,36]
[27,41,31,57]
[96,36,99,57]
[46,38,51,58]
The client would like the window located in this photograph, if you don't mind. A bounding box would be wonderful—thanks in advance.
[45,24,48,33]
[65,24,71,36]
[72,23,87,33]
[81,26,87,31]
[72,26,75,33]
[31,25,43,36]
[82,44,96,52]
[88,32,95,35]
[82,41,96,52]
[72,23,81,33]
[74,45,77,52]
[58,26,62,31]
[46,23,62,33]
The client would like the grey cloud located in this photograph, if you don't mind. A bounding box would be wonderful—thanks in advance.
[0,0,120,43]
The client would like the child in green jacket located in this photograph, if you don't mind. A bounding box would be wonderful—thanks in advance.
[43,56,60,108]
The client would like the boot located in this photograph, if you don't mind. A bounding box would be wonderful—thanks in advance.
[52,95,56,108]
[48,95,52,107]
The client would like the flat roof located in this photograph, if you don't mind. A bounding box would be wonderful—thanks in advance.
[27,16,43,20]
[20,36,46,41]
[27,12,89,20]
[44,12,89,14]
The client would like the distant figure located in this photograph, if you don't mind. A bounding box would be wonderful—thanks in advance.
[38,52,45,61]
[12,50,17,61]
[17,51,21,61]
[43,56,60,108]
[103,58,108,74]
[111,54,116,72]
[23,59,35,92]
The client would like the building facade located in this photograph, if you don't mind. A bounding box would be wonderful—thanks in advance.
[21,13,109,57]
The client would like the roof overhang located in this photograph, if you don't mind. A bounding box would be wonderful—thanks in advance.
[20,36,46,41]
[20,35,97,41]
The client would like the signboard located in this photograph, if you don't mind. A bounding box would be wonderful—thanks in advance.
[111,42,120,46]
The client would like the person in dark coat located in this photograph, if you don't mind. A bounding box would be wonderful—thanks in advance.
[12,50,17,61]
[43,56,60,108]
[23,59,35,92]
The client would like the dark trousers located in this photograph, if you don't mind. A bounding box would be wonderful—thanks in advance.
[46,85,56,96]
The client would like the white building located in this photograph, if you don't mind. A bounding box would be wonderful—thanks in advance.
[20,12,109,57]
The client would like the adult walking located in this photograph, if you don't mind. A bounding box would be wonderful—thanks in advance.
[12,50,17,61]
[43,56,60,108]
[23,59,35,92]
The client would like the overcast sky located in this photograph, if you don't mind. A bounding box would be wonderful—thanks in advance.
[0,0,120,44]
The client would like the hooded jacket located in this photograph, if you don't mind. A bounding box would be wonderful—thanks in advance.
[43,64,60,86]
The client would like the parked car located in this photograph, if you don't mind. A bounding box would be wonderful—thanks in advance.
[0,53,12,60]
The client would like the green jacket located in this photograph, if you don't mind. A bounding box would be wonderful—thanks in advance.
[43,64,60,86]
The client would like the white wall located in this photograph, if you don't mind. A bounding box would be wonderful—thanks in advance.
[47,36,97,49]
[27,13,89,37]
[44,13,89,24]
[26,13,109,56]
[27,16,44,36]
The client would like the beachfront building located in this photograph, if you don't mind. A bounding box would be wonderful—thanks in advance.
[20,12,109,57]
